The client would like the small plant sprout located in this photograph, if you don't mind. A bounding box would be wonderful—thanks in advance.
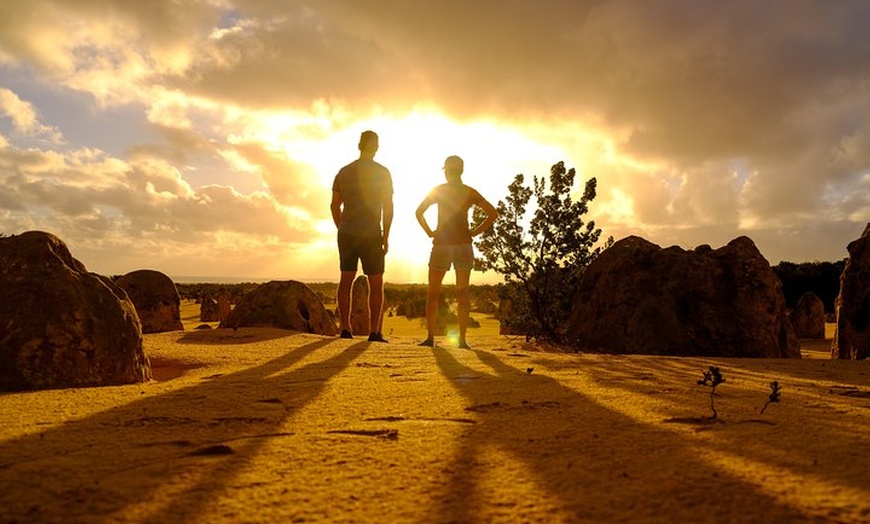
[697,366,726,419]
[760,380,782,414]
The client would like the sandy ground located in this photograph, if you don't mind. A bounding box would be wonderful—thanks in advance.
[1,306,869,524]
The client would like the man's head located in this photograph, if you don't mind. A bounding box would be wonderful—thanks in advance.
[443,155,464,179]
[358,130,379,157]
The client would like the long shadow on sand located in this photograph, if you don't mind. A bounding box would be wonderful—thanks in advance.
[431,348,813,522]
[176,326,295,345]
[558,355,870,499]
[0,335,366,523]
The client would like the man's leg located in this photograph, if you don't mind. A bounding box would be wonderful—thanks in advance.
[425,268,447,340]
[455,268,471,348]
[359,232,387,342]
[337,270,356,336]
[367,272,385,335]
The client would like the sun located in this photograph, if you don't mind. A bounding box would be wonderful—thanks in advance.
[264,107,569,282]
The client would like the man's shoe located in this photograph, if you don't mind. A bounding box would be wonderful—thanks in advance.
[339,329,353,339]
[367,332,388,343]
[418,337,435,347]
[457,341,471,349]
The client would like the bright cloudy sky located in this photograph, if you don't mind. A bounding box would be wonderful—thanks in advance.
[0,1,867,283]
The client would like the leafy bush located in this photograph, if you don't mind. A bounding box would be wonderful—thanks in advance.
[772,260,845,313]
[697,366,726,419]
[760,381,782,414]
[174,282,260,303]
[473,161,612,342]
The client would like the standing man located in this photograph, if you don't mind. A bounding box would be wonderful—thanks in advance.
[415,155,498,348]
[331,130,393,342]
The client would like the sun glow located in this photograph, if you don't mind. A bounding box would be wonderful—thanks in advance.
[358,111,567,283]
[250,107,571,282]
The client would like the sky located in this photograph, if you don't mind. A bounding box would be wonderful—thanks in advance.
[0,1,867,284]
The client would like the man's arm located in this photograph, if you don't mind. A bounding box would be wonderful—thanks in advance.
[381,195,393,254]
[470,194,498,237]
[330,190,343,229]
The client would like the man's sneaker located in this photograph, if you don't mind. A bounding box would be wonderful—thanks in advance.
[418,337,435,347]
[367,332,388,343]
[339,329,353,339]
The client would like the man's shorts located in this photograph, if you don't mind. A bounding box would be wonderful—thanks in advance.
[338,232,385,275]
[429,243,474,271]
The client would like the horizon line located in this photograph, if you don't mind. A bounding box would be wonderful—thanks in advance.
[169,275,438,285]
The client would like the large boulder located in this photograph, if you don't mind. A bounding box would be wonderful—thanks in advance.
[350,275,370,335]
[790,292,826,339]
[567,236,800,358]
[832,224,870,359]
[0,231,150,390]
[115,269,184,333]
[220,280,337,335]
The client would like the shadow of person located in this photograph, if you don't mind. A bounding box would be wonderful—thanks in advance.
[430,347,809,523]
[578,354,870,497]
[176,326,298,345]
[0,335,367,523]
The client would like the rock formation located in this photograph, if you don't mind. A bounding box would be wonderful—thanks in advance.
[789,292,826,339]
[350,275,370,335]
[220,280,337,335]
[115,270,184,333]
[200,296,220,322]
[567,236,800,358]
[832,224,870,359]
[217,293,232,323]
[0,231,150,390]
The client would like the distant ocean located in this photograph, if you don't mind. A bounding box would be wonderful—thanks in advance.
[171,276,337,284]
[170,276,437,286]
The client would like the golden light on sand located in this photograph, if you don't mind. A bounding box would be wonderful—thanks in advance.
[2,294,869,523]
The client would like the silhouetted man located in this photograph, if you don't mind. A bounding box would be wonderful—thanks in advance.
[331,130,393,342]
[415,155,498,348]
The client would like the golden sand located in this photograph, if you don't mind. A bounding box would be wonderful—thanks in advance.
[1,306,868,523]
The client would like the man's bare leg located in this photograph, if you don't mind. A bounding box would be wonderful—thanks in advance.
[367,272,385,336]
[337,270,356,336]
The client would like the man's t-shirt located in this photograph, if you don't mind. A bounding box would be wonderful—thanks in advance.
[332,159,393,236]
[422,182,485,245]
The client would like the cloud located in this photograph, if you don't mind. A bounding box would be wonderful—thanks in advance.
[0,0,867,276]
[177,12,418,110]
[127,124,216,165]
[0,88,63,141]
[229,140,331,213]
[0,143,316,246]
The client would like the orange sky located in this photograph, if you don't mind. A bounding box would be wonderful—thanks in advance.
[0,2,867,283]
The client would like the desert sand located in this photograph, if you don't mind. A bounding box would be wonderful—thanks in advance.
[1,304,868,523]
